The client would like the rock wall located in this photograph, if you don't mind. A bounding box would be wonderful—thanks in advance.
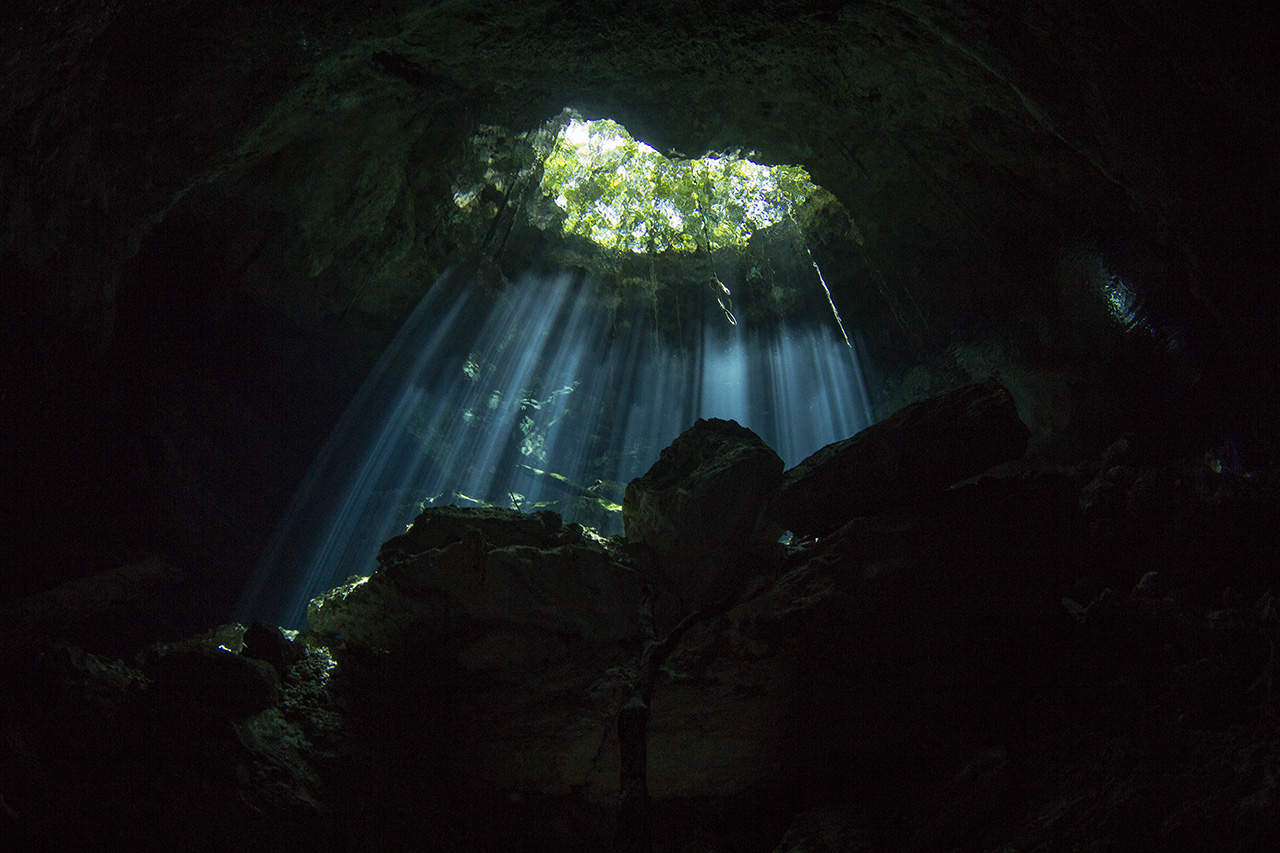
[6,384,1277,850]
[2,0,1275,710]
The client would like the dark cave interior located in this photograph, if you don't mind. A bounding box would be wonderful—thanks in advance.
[3,2,1279,850]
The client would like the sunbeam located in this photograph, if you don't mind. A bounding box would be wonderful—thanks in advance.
[237,267,874,627]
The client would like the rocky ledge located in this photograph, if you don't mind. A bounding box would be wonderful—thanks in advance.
[3,382,1278,852]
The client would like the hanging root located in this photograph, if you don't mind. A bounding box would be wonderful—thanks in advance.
[804,244,852,348]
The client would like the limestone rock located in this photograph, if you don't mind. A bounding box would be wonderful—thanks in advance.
[310,506,641,650]
[378,504,564,565]
[4,639,329,850]
[8,455,1280,850]
[771,379,1030,536]
[623,418,785,609]
[242,621,303,678]
[148,645,281,714]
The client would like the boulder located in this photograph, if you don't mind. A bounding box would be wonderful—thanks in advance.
[242,620,303,677]
[10,453,1279,851]
[1,555,184,657]
[309,506,642,650]
[378,504,564,564]
[770,379,1030,536]
[306,507,647,802]
[622,418,785,609]
[147,645,281,714]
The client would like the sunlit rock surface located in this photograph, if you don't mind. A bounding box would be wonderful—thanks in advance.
[303,504,799,804]
[309,506,642,648]
[381,504,566,558]
[772,379,1030,536]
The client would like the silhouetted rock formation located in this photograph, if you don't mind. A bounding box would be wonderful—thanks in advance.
[772,379,1030,536]
[311,506,642,650]
[3,385,1278,852]
[624,417,785,610]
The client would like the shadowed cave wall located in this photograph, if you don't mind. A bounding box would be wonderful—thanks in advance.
[2,0,1276,638]
[4,3,1280,851]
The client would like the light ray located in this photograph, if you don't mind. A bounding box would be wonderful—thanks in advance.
[240,263,876,627]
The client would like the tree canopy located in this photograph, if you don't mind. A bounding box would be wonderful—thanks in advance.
[539,118,821,254]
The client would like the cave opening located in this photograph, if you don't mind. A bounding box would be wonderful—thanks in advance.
[238,111,874,627]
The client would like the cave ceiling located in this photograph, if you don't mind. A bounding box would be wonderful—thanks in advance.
[8,0,1274,345]
[3,4,1269,313]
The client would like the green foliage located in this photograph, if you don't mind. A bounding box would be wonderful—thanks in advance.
[539,118,822,254]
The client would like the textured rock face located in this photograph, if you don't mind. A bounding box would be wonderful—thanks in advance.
[771,379,1030,536]
[4,448,1280,851]
[379,504,566,561]
[623,418,785,609]
[148,644,281,714]
[305,506,648,804]
[306,501,802,806]
[310,506,641,648]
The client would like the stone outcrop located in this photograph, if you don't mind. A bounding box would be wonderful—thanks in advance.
[147,643,281,714]
[623,418,785,610]
[379,504,566,558]
[3,418,1278,851]
[242,620,304,677]
[771,379,1030,536]
[310,506,642,649]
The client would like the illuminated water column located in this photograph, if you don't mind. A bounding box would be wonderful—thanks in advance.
[426,271,578,502]
[557,302,681,488]
[237,272,475,627]
[491,273,620,509]
[698,321,751,426]
[239,269,876,627]
[763,324,873,466]
[687,319,872,469]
